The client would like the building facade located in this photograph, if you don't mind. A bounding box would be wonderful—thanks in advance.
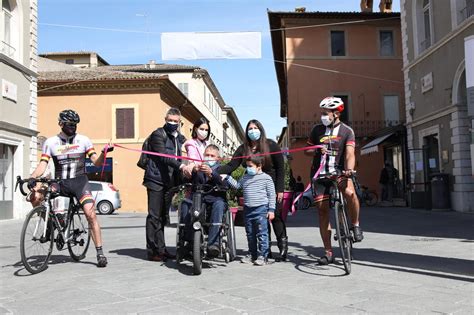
[0,0,38,219]
[401,0,474,211]
[38,60,207,212]
[269,10,405,198]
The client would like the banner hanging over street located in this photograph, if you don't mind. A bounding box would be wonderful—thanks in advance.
[161,32,261,60]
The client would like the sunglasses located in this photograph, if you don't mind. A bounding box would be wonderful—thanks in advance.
[63,123,77,128]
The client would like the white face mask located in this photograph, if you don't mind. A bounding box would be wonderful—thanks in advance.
[321,115,332,127]
[197,129,208,140]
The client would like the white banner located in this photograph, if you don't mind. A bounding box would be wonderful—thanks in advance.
[161,32,261,60]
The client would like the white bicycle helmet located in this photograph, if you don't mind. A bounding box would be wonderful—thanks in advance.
[319,97,345,112]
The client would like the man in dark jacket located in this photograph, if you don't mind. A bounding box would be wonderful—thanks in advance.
[143,107,189,262]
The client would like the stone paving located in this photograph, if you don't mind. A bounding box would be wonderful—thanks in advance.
[0,206,473,314]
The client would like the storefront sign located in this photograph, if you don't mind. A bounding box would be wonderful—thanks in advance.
[86,157,113,173]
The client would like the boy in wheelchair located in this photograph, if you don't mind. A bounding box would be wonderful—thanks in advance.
[179,144,228,258]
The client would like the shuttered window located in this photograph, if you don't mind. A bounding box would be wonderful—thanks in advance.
[116,108,134,139]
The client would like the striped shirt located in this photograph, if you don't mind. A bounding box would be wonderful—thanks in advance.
[226,172,276,211]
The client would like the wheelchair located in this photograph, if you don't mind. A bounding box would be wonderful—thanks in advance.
[173,183,236,275]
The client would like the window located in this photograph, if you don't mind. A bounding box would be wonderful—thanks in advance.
[89,183,103,191]
[331,31,345,56]
[380,31,394,56]
[116,108,135,139]
[422,0,432,51]
[383,95,400,125]
[65,59,74,65]
[1,0,13,57]
[203,86,207,105]
[333,95,349,122]
[0,143,14,202]
[178,83,189,97]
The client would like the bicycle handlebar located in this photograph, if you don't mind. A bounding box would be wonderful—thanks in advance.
[168,182,227,195]
[15,176,62,196]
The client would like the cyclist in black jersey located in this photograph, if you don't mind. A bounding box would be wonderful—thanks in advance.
[304,97,364,265]
[28,109,113,268]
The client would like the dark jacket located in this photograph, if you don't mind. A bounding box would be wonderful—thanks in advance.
[193,163,228,203]
[143,127,186,189]
[217,139,285,193]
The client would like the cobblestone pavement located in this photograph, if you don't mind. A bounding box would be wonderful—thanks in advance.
[1,206,473,314]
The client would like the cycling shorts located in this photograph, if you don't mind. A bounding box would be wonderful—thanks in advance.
[312,176,350,203]
[58,175,94,206]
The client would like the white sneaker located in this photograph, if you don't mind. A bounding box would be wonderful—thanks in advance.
[240,254,255,264]
[254,256,267,266]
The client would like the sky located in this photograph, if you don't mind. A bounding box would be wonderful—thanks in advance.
[39,0,401,140]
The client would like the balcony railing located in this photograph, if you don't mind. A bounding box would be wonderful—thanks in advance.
[0,41,15,58]
[290,120,405,139]
[460,0,474,22]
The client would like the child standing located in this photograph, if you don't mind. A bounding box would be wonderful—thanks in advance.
[224,156,276,265]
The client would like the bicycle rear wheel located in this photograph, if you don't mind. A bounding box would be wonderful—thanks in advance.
[365,192,378,206]
[67,209,91,261]
[20,206,54,274]
[334,201,352,275]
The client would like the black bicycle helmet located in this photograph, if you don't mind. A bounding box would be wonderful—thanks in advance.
[58,109,80,124]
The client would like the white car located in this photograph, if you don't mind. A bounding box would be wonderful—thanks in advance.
[89,181,122,215]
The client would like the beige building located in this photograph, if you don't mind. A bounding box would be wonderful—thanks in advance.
[38,55,245,212]
[0,0,38,219]
[38,59,206,212]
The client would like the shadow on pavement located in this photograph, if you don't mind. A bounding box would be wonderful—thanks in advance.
[287,207,474,240]
[10,254,96,276]
[286,241,474,282]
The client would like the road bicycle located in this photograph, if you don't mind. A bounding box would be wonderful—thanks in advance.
[16,176,91,274]
[312,170,354,275]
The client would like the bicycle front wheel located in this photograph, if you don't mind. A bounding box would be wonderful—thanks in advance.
[193,230,203,275]
[67,209,91,261]
[20,206,54,274]
[334,201,352,275]
[226,210,236,261]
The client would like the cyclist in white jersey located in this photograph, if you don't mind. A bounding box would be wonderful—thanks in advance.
[305,97,363,265]
[28,109,113,268]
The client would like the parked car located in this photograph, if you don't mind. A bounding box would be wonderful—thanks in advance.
[297,189,313,210]
[89,181,121,215]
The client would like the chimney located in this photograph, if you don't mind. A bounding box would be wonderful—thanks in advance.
[295,7,306,13]
[360,0,373,12]
[379,0,393,13]
[148,59,156,69]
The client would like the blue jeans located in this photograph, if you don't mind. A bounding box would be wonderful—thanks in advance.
[180,197,226,247]
[244,205,269,259]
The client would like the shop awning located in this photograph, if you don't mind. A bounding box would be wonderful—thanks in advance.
[360,133,394,155]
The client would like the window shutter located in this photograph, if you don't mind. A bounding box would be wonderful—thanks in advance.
[116,108,134,139]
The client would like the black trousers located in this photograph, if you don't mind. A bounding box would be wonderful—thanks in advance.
[269,202,287,244]
[146,186,172,255]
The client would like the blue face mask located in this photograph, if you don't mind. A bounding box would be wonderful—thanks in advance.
[246,166,257,176]
[204,157,217,167]
[247,129,261,141]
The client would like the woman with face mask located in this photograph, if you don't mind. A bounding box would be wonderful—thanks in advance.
[218,119,287,261]
[182,117,211,174]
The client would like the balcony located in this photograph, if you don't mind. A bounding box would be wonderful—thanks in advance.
[460,0,474,22]
[0,41,15,58]
[290,120,405,139]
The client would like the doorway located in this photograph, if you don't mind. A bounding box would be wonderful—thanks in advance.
[0,143,14,219]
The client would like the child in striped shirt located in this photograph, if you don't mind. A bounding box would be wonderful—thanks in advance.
[223,156,276,265]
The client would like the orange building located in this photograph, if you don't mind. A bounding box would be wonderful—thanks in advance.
[269,10,406,202]
[38,58,204,212]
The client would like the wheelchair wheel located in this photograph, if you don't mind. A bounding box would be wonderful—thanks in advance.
[193,230,203,275]
[226,210,237,261]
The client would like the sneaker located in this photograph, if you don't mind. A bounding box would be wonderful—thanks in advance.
[240,254,255,264]
[97,254,108,267]
[352,226,364,242]
[317,254,334,265]
[254,256,268,266]
[207,245,220,259]
[147,253,167,262]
